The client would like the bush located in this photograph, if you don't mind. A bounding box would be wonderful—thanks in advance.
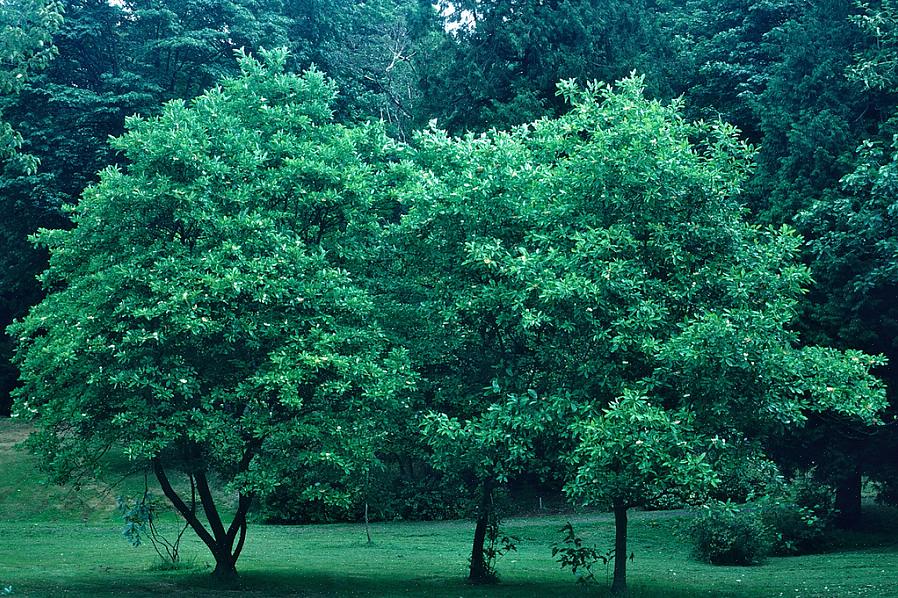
[760,476,836,555]
[688,502,772,565]
[710,448,784,503]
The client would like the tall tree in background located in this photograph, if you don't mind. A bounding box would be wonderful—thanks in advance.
[418,0,681,133]
[789,0,898,522]
[0,0,63,416]
[0,0,62,167]
[286,0,441,138]
[664,0,898,524]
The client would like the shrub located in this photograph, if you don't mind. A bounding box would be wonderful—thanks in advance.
[688,502,772,565]
[710,446,784,503]
[551,522,612,586]
[760,476,836,555]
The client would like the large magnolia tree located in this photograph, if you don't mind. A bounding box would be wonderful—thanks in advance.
[401,76,886,594]
[10,50,414,580]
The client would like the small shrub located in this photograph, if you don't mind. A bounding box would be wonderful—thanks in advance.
[117,485,188,566]
[688,502,772,565]
[477,510,518,583]
[551,522,612,585]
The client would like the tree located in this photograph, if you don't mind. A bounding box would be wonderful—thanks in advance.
[0,0,294,416]
[402,75,885,594]
[0,0,63,416]
[285,0,441,138]
[10,50,413,580]
[0,0,62,168]
[396,113,557,582]
[797,126,898,518]
[565,392,716,595]
[422,392,550,582]
[419,0,682,133]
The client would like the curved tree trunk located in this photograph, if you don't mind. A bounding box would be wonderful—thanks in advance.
[153,457,252,584]
[611,502,629,597]
[468,479,494,583]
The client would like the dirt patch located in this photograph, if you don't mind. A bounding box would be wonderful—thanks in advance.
[0,418,33,449]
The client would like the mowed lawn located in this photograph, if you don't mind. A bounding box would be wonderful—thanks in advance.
[2,421,898,597]
[2,512,898,597]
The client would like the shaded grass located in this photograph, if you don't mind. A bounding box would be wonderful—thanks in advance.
[3,420,898,597]
[2,510,898,597]
[0,419,234,524]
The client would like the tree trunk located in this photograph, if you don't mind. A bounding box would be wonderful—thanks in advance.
[468,480,494,583]
[835,466,863,529]
[611,503,628,597]
[153,457,252,584]
[210,549,239,582]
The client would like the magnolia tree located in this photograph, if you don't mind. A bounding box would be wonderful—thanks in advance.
[401,76,886,594]
[10,50,414,580]
[566,391,715,595]
[396,115,559,582]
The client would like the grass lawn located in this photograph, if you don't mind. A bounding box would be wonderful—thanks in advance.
[1,511,897,597]
[2,420,897,597]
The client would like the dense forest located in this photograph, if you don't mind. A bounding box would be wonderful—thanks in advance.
[2,0,898,594]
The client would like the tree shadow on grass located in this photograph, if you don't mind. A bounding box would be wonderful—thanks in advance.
[827,504,898,552]
[168,569,717,598]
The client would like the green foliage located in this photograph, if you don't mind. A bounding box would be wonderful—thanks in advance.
[688,502,772,566]
[10,49,414,575]
[566,391,717,510]
[117,488,188,565]
[690,476,837,564]
[289,0,440,137]
[479,508,518,583]
[421,0,682,132]
[759,475,837,556]
[401,73,885,589]
[0,0,62,167]
[849,0,898,90]
[0,0,294,418]
[551,522,611,586]
[708,444,783,503]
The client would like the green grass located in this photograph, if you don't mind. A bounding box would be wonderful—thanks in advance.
[2,420,898,597]
[2,514,898,597]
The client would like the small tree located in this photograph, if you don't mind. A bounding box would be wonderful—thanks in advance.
[10,50,413,581]
[565,391,717,595]
[422,391,545,582]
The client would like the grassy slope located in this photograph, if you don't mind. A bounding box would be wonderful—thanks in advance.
[2,420,897,597]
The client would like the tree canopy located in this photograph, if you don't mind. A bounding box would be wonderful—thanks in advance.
[10,50,414,579]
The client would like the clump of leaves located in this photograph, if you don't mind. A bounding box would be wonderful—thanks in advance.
[551,522,613,585]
